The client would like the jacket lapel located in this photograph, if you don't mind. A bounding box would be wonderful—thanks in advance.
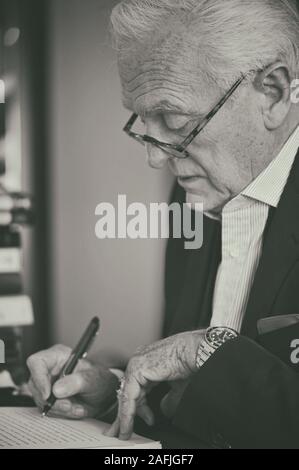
[241,149,299,338]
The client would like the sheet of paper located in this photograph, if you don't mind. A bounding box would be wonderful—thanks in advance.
[0,408,161,449]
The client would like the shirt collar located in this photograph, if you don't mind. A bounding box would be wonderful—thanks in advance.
[241,125,299,208]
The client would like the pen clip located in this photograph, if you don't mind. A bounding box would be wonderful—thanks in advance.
[60,327,99,376]
[82,332,98,359]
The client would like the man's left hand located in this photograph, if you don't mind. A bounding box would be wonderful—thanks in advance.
[105,330,205,440]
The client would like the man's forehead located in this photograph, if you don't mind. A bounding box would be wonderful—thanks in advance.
[119,50,207,117]
[119,35,199,82]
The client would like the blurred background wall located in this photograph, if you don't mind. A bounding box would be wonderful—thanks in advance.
[47,0,174,365]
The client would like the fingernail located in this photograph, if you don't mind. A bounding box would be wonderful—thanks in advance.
[74,406,86,417]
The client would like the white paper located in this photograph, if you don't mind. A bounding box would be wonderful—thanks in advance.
[0,408,161,449]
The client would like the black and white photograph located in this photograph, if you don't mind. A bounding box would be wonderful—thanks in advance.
[0,0,299,451]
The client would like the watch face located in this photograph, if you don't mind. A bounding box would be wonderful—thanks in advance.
[206,327,237,348]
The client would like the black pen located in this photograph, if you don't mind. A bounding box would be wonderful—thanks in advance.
[42,316,100,417]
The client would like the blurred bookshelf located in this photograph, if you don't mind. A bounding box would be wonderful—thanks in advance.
[0,0,50,387]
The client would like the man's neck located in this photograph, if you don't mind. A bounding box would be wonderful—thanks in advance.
[204,120,299,220]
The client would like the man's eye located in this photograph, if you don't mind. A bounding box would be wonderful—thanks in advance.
[163,114,188,132]
[175,120,198,136]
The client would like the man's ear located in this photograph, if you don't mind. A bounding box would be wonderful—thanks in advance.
[256,63,292,130]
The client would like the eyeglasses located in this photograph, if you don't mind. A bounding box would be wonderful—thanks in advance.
[123,74,246,159]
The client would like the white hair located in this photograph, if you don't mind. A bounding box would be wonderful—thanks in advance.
[110,0,299,88]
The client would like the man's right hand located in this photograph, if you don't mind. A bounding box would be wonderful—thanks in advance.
[27,344,119,420]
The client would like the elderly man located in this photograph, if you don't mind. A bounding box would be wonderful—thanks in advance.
[27,0,299,449]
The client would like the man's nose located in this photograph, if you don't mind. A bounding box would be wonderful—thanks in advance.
[146,143,169,169]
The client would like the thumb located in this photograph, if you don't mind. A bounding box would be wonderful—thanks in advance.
[137,403,155,427]
[53,373,87,399]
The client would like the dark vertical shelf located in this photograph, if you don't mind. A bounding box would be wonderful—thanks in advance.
[19,0,51,355]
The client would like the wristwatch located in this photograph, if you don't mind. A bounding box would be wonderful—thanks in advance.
[196,326,238,368]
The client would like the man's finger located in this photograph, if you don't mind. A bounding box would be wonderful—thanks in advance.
[28,379,45,408]
[27,357,52,400]
[52,372,88,399]
[48,399,90,420]
[118,377,140,440]
[28,379,90,419]
[137,403,155,427]
[27,345,71,400]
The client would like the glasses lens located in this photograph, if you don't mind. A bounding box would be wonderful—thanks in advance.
[129,116,189,159]
[130,115,146,135]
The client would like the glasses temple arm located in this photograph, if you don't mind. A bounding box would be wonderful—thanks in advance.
[180,75,246,149]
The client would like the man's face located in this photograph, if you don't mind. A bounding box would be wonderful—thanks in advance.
[119,43,273,213]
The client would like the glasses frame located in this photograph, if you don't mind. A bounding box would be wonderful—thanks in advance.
[123,74,247,159]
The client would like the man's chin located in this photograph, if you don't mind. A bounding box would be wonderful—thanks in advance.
[186,192,222,216]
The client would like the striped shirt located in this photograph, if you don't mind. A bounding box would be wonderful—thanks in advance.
[210,126,299,332]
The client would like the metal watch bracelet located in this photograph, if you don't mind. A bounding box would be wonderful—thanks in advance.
[196,327,238,369]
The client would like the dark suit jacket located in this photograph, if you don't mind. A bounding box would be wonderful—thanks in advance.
[159,148,299,449]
